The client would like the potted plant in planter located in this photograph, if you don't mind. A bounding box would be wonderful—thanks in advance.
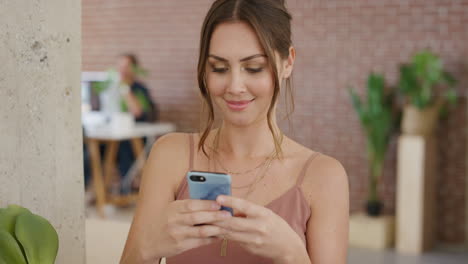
[398,50,457,136]
[0,204,59,264]
[349,73,399,216]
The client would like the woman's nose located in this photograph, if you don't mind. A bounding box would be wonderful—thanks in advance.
[226,69,246,94]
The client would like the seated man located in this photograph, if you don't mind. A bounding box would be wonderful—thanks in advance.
[83,53,157,196]
[116,53,157,193]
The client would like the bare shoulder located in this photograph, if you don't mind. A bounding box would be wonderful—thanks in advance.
[145,132,192,193]
[286,137,346,178]
[122,132,193,260]
[284,137,348,201]
[303,152,349,207]
[150,132,190,155]
[308,153,347,180]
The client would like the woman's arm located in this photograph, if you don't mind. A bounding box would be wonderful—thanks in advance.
[120,133,187,263]
[303,155,349,264]
[120,133,226,263]
[208,153,348,264]
[123,92,144,118]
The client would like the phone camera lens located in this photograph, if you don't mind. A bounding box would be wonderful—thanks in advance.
[190,175,206,182]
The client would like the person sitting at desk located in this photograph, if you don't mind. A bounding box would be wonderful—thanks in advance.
[116,53,157,193]
[118,53,157,122]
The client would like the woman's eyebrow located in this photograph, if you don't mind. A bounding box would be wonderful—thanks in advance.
[208,54,266,62]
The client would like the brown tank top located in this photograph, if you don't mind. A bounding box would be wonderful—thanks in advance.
[166,134,319,264]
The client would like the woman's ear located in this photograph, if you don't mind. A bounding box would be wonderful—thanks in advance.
[282,46,296,79]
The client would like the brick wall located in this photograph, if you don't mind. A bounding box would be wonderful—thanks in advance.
[82,0,467,244]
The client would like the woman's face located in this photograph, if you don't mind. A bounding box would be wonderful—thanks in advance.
[206,22,292,127]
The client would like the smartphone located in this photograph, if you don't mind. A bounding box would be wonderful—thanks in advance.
[187,170,233,215]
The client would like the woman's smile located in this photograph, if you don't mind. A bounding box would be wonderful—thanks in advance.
[224,98,255,111]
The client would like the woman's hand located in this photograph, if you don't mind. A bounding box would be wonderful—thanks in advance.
[157,199,232,258]
[213,195,310,263]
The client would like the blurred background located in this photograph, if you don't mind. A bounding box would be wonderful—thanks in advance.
[79,0,467,263]
[1,0,467,263]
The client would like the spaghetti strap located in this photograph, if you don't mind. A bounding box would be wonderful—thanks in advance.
[188,133,194,171]
[296,152,320,186]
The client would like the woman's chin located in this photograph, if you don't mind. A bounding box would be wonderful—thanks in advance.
[222,115,257,128]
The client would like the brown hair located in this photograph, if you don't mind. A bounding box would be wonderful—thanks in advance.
[120,53,139,67]
[197,0,294,158]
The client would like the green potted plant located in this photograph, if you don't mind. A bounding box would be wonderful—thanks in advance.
[0,205,59,264]
[398,50,457,136]
[349,73,399,216]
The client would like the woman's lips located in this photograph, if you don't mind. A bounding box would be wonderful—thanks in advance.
[225,99,254,111]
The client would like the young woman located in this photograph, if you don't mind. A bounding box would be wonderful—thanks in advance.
[120,1,349,263]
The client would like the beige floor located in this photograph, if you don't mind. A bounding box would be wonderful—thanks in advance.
[348,247,468,264]
[85,204,468,264]
[86,218,130,264]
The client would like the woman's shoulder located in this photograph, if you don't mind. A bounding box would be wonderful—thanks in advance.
[284,137,346,182]
[285,138,348,208]
[150,132,193,158]
[308,153,346,178]
[147,133,194,189]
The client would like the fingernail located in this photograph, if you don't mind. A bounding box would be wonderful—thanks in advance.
[217,196,225,203]
[212,203,221,210]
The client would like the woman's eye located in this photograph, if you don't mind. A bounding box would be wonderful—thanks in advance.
[212,67,228,73]
[246,68,263,73]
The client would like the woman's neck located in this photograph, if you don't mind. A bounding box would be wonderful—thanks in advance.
[215,119,281,159]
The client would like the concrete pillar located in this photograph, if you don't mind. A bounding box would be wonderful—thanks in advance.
[0,0,84,263]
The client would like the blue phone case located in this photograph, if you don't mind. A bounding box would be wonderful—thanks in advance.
[187,171,233,215]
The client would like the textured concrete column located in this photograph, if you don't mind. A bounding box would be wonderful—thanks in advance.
[0,0,84,263]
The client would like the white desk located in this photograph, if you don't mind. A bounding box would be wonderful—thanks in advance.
[84,122,176,217]
[85,122,175,140]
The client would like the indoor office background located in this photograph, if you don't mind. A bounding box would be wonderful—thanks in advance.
[81,0,467,263]
[1,0,467,263]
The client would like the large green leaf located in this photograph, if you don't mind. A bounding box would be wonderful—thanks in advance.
[15,212,59,264]
[0,230,27,264]
[0,205,31,236]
